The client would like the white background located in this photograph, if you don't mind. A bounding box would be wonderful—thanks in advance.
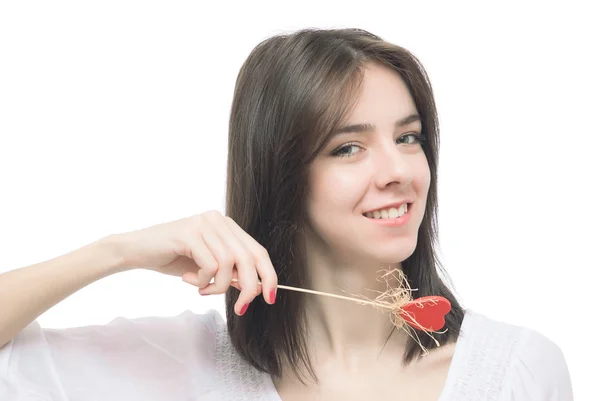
[0,1,597,398]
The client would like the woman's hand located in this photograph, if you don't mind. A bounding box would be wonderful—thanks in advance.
[116,211,277,314]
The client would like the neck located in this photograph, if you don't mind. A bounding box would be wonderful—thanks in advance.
[303,251,409,365]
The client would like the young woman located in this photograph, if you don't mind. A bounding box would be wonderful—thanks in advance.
[0,28,572,400]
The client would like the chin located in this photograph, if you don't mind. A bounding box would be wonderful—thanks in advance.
[369,241,418,264]
[375,253,413,265]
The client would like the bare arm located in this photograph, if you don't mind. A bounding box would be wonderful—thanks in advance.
[0,235,127,349]
[0,211,278,350]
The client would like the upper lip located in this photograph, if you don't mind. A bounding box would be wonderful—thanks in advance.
[363,200,413,214]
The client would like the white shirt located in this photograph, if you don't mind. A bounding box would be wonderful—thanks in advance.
[0,308,573,400]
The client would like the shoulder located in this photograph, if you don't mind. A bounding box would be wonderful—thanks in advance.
[446,309,573,400]
[211,314,278,400]
[100,308,224,341]
[0,309,228,400]
[4,308,226,360]
[506,323,573,400]
[39,308,224,355]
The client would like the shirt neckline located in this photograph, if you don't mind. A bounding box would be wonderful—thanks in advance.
[262,309,474,401]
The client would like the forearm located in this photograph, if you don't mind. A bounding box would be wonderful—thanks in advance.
[0,235,128,348]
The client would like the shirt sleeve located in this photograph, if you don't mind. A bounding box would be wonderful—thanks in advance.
[502,327,574,401]
[0,309,225,401]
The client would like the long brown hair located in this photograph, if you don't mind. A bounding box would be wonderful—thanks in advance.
[225,27,464,383]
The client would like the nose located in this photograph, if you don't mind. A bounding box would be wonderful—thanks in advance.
[372,142,414,190]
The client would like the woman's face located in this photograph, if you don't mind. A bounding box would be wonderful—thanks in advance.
[305,62,431,265]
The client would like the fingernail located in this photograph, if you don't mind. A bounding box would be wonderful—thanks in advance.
[239,303,249,316]
[269,289,276,304]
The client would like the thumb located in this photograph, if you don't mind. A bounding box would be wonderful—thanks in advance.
[159,255,200,278]
[182,271,203,287]
[182,268,242,290]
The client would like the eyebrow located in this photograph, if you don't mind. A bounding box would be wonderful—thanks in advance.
[332,113,421,136]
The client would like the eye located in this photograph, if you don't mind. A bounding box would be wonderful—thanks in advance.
[331,132,425,158]
[331,142,361,158]
[397,132,425,145]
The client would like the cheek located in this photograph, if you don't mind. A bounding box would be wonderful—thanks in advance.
[418,157,431,194]
[310,167,366,212]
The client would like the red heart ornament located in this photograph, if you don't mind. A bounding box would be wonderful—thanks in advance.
[398,296,451,332]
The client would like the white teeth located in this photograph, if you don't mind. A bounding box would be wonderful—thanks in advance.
[364,204,409,219]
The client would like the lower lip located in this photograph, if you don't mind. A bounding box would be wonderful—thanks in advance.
[364,206,411,227]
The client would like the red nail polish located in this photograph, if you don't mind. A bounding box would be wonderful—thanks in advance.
[269,289,276,304]
[239,303,249,316]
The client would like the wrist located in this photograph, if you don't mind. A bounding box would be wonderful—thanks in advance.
[94,234,133,274]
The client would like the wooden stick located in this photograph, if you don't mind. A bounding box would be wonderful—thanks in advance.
[230,278,395,311]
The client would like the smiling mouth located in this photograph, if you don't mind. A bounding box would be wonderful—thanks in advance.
[362,203,411,219]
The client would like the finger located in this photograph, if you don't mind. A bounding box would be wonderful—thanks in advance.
[232,260,260,314]
[193,267,242,291]
[200,221,259,315]
[182,271,202,286]
[213,215,260,313]
[188,235,219,288]
[197,279,244,293]
[162,256,205,282]
[203,249,234,294]
[197,229,232,290]
[225,217,278,304]
[178,242,218,288]
[229,271,262,292]
[228,270,243,291]
[208,235,253,295]
[198,271,254,293]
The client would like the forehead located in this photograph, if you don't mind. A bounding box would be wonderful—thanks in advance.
[344,63,418,126]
